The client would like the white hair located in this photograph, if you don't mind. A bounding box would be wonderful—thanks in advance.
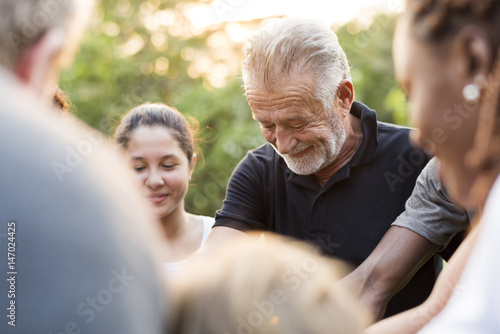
[241,17,352,112]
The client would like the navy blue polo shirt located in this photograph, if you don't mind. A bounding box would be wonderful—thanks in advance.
[215,101,434,317]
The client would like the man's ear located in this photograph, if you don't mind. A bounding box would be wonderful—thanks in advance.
[14,28,67,98]
[453,25,494,83]
[336,79,354,115]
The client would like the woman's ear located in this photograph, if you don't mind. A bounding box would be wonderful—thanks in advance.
[189,153,197,177]
[454,25,494,83]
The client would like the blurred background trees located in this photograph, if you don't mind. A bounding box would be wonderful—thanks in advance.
[60,0,408,216]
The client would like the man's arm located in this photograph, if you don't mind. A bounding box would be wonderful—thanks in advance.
[199,226,249,253]
[364,223,479,334]
[341,226,439,320]
[344,158,469,320]
[342,158,471,320]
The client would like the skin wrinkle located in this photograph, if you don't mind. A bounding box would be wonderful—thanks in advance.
[247,80,325,128]
[248,92,330,150]
[246,71,361,184]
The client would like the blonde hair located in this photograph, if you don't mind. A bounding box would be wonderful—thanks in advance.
[241,17,351,113]
[169,233,368,334]
[0,0,93,69]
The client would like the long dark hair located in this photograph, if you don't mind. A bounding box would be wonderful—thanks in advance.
[114,103,199,163]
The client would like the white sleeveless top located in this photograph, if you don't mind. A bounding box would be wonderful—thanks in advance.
[162,215,215,274]
[419,176,500,333]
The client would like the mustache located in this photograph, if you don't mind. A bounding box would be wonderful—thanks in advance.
[286,142,313,156]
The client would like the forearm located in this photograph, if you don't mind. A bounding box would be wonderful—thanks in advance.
[364,301,436,334]
[195,226,249,256]
[365,264,464,334]
[341,260,392,320]
[341,227,439,320]
[365,223,480,334]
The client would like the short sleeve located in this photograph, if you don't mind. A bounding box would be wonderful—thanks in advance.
[214,149,267,231]
[392,158,471,248]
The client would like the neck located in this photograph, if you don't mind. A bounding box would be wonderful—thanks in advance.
[314,114,363,187]
[160,203,188,241]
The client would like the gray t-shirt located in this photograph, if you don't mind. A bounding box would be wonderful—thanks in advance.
[0,69,169,333]
[392,158,472,249]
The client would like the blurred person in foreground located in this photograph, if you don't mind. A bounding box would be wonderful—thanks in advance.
[203,16,467,318]
[0,0,169,333]
[367,0,500,332]
[170,232,369,334]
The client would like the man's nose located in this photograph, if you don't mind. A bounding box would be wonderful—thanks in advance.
[275,127,297,155]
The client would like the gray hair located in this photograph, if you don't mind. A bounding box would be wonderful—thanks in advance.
[241,17,351,112]
[0,0,93,69]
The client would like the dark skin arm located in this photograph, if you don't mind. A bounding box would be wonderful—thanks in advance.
[365,224,479,334]
[340,226,440,320]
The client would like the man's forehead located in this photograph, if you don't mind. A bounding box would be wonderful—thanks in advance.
[246,69,317,93]
[252,110,309,122]
[248,91,319,120]
[246,79,319,107]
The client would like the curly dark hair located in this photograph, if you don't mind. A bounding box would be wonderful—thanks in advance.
[406,0,500,41]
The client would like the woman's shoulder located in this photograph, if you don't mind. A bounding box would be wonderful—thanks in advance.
[198,215,215,229]
[195,215,215,246]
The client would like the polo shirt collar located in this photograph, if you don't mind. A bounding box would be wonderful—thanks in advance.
[349,101,379,167]
[283,100,379,190]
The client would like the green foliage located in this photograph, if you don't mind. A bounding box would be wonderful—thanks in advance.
[60,2,408,216]
[174,77,266,214]
[336,13,409,125]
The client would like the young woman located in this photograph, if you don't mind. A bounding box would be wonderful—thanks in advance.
[115,103,214,274]
[367,0,500,332]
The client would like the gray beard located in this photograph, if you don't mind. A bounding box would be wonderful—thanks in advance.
[275,111,348,175]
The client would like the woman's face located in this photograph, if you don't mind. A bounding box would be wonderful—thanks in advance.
[393,15,481,209]
[126,126,194,219]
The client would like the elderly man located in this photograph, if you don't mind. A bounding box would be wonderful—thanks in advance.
[203,17,468,318]
[0,1,168,332]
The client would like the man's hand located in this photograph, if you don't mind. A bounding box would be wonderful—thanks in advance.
[339,226,439,321]
[365,223,478,334]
